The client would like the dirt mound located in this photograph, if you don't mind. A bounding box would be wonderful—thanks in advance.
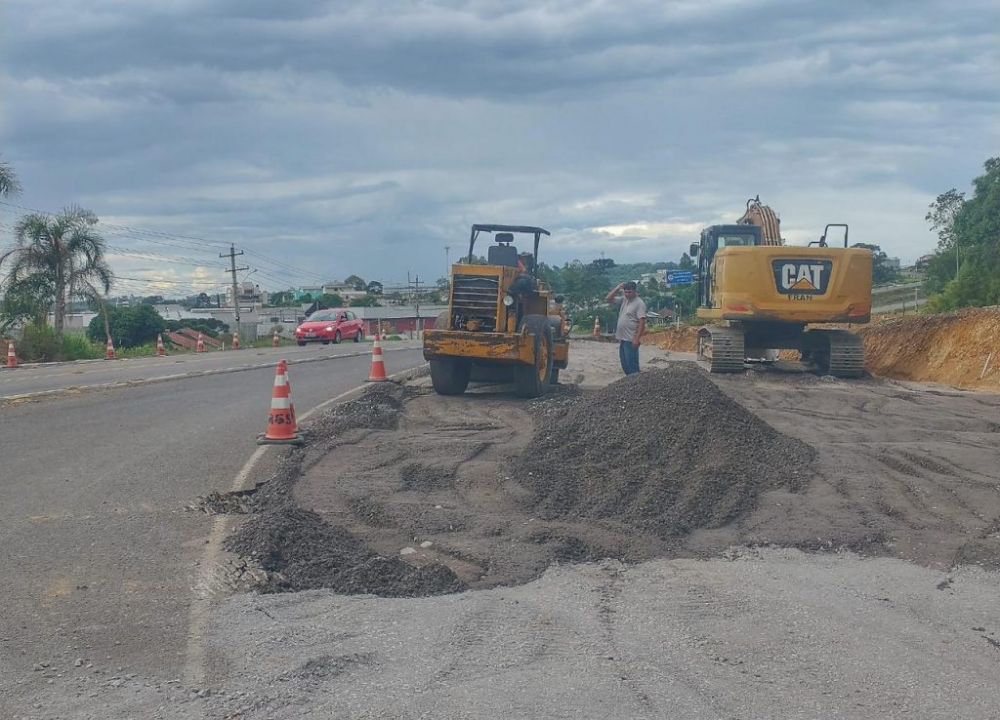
[226,506,464,596]
[645,326,699,353]
[513,365,815,537]
[859,307,1000,390]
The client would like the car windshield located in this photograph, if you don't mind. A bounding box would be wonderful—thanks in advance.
[308,310,338,321]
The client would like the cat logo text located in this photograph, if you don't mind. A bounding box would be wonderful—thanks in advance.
[772,260,832,299]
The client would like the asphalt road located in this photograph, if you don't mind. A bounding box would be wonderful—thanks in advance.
[0,339,422,399]
[0,347,426,714]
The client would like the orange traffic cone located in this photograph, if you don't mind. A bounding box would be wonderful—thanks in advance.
[272,330,280,348]
[233,331,240,350]
[106,337,116,360]
[257,360,304,445]
[6,341,16,369]
[367,332,388,382]
[156,334,166,357]
[196,333,205,353]
[592,317,601,337]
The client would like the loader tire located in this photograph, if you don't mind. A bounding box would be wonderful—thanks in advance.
[430,358,471,396]
[513,315,553,398]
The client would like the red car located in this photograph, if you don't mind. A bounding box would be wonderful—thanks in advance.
[295,309,365,345]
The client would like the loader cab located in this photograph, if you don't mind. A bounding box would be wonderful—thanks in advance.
[471,224,548,276]
[690,224,762,307]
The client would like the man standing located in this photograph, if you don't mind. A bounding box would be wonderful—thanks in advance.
[606,280,646,375]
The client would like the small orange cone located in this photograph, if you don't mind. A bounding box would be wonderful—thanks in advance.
[106,337,116,360]
[156,334,166,357]
[6,341,16,369]
[257,360,304,445]
[233,331,240,350]
[592,317,601,337]
[367,331,388,382]
[196,333,206,353]
[272,330,280,347]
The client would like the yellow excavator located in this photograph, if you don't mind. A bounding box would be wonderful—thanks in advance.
[691,197,873,377]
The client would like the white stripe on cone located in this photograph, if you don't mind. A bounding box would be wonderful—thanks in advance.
[270,397,291,409]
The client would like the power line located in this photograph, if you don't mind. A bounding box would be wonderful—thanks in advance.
[0,200,232,249]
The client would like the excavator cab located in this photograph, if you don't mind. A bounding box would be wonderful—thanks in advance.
[691,225,763,308]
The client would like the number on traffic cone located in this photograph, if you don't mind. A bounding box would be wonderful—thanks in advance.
[367,332,388,382]
[6,341,16,369]
[233,331,240,350]
[196,333,206,353]
[106,337,116,360]
[272,330,280,347]
[257,360,304,445]
[156,334,166,357]
[592,317,601,337]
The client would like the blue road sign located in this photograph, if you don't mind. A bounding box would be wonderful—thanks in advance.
[666,271,694,285]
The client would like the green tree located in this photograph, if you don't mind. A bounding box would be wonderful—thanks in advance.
[924,188,967,290]
[678,253,694,270]
[269,290,299,307]
[318,293,344,308]
[851,243,899,285]
[0,274,54,334]
[926,157,1000,309]
[0,156,21,196]
[366,280,383,295]
[1,206,113,338]
[925,188,966,253]
[344,274,366,291]
[87,304,165,348]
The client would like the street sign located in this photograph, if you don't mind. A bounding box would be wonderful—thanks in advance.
[666,271,694,286]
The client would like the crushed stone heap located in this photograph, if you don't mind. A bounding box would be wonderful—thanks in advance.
[514,365,816,537]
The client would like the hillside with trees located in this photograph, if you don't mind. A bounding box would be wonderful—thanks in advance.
[924,157,1000,310]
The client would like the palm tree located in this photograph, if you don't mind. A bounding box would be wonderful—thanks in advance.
[1,206,113,337]
[0,156,21,197]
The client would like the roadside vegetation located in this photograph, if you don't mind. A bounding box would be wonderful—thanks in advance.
[924,156,1000,311]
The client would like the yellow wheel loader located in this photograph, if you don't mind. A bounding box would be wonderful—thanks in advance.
[422,224,569,398]
[691,198,873,377]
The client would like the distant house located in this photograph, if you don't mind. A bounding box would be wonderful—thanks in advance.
[321,282,369,301]
[293,286,324,301]
[294,282,369,302]
[226,282,269,308]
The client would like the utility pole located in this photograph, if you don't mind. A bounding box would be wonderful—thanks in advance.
[408,273,423,337]
[444,246,450,276]
[220,243,249,326]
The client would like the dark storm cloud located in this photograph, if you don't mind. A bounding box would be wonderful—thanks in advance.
[1,0,998,287]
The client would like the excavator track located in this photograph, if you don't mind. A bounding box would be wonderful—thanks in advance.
[697,326,745,373]
[803,329,865,378]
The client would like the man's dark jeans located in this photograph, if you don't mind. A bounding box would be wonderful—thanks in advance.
[619,340,640,375]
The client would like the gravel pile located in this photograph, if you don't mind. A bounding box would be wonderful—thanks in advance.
[227,506,464,596]
[224,382,463,597]
[514,365,815,537]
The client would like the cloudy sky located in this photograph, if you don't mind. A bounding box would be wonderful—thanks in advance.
[1,0,998,296]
